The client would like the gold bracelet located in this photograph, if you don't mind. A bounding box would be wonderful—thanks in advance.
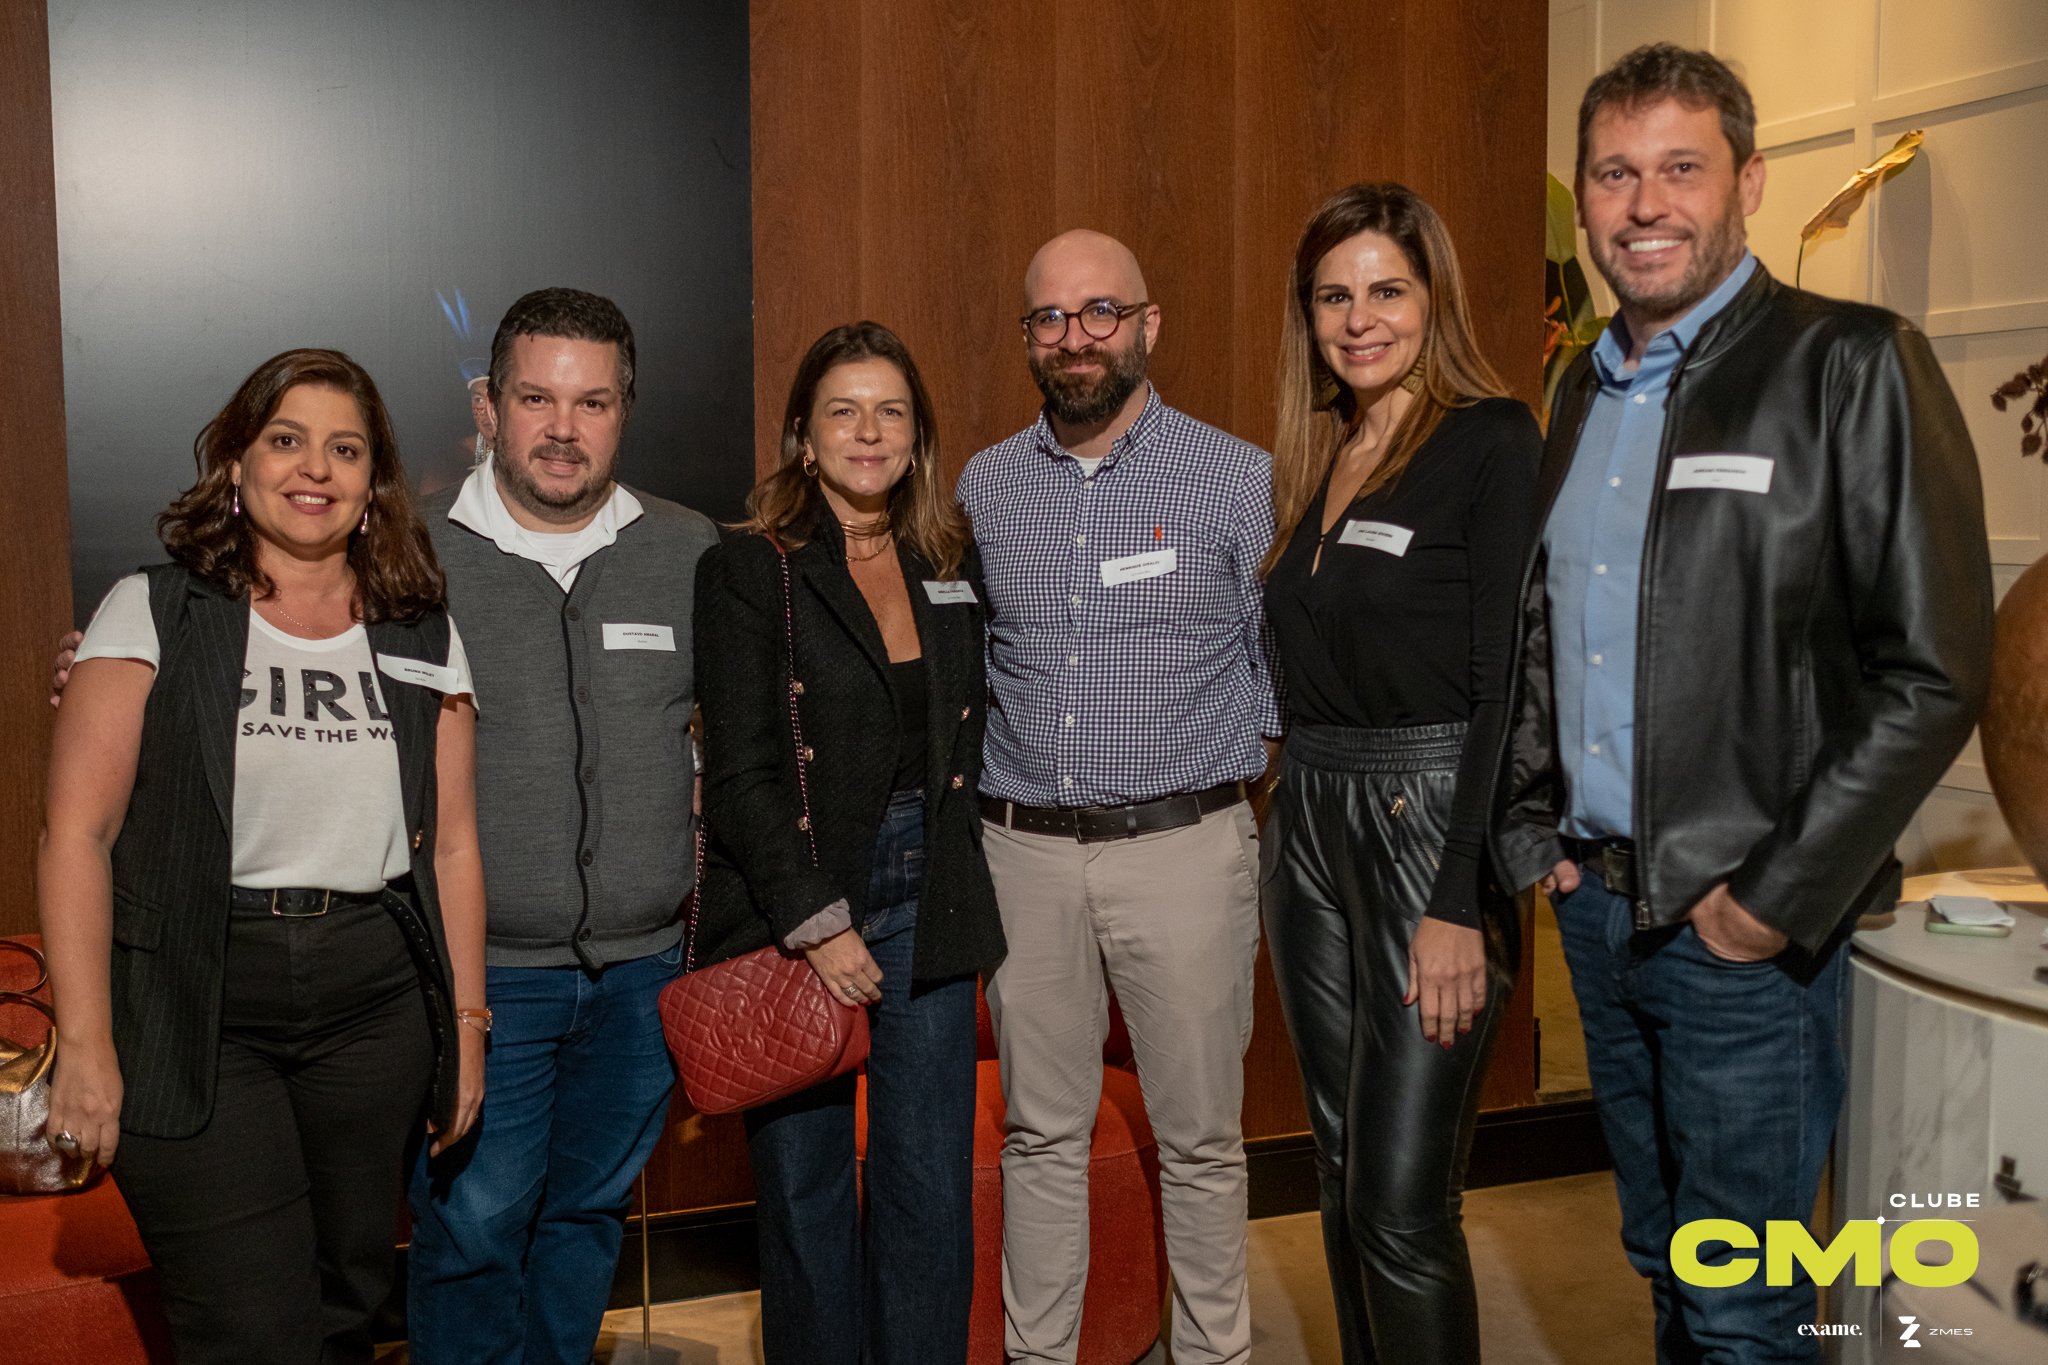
[456,1007,493,1034]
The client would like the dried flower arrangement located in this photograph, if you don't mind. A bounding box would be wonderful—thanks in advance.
[1993,356,2048,459]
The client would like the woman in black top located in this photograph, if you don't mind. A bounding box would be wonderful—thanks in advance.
[691,322,1004,1365]
[1260,183,1540,1363]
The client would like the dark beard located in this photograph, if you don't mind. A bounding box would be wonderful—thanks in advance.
[1030,333,1148,426]
[1591,191,1748,325]
[496,442,614,523]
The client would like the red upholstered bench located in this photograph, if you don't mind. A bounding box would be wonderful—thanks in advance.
[854,986,1167,1365]
[1,936,173,1363]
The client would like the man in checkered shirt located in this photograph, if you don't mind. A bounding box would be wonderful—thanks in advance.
[959,229,1280,1365]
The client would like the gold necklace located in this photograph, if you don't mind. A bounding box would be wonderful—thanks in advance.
[261,593,351,638]
[844,531,893,563]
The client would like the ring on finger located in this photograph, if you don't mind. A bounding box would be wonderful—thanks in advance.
[50,1130,80,1155]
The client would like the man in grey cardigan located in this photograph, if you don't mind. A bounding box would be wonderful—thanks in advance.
[405,288,717,1365]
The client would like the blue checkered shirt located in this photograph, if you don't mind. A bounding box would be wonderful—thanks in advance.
[958,387,1282,807]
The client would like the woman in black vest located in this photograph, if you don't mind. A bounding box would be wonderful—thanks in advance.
[1259,184,1540,1363]
[693,322,1004,1365]
[38,349,488,1364]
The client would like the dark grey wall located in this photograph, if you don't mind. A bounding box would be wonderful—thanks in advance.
[51,0,753,620]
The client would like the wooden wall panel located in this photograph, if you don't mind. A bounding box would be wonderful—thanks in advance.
[1408,0,1548,417]
[855,0,1050,473]
[1053,0,1238,436]
[749,0,865,480]
[0,0,72,939]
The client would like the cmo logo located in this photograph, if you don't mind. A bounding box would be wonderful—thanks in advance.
[1670,1219,1978,1288]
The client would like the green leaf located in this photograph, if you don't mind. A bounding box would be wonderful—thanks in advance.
[1572,316,1610,348]
[1559,258,1597,329]
[1545,173,1579,266]
[1542,351,1576,427]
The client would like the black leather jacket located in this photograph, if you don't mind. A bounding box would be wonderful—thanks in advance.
[1494,266,1992,954]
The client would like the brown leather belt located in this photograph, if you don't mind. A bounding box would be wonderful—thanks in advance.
[1564,835,1640,898]
[979,782,1248,844]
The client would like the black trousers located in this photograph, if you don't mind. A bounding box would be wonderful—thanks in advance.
[114,897,434,1365]
[1260,722,1517,1365]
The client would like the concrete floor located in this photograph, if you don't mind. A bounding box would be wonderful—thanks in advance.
[577,1171,1651,1364]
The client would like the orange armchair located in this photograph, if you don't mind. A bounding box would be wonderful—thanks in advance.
[0,935,172,1363]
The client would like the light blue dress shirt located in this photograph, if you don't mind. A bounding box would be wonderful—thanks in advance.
[1545,252,1757,839]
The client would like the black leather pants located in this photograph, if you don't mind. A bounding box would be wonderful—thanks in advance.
[1260,722,1517,1365]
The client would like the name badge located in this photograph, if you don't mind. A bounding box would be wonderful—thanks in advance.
[602,623,676,651]
[376,654,460,694]
[923,580,977,605]
[1100,548,1177,586]
[1667,454,1774,494]
[1337,520,1415,556]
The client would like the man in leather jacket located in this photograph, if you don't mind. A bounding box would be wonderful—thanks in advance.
[1499,45,1992,1361]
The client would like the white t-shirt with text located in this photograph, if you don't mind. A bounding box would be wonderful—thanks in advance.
[75,573,476,893]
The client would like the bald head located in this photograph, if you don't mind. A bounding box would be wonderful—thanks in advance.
[1023,230,1149,312]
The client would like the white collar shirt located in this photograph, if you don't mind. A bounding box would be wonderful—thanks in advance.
[445,454,644,589]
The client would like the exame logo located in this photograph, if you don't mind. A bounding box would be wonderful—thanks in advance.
[1671,1219,1978,1288]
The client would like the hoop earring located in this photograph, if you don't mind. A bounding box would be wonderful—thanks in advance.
[232,483,241,518]
[802,453,819,477]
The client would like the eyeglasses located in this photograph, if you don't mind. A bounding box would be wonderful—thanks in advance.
[1019,299,1149,347]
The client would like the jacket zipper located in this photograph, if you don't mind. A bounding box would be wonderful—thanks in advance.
[1628,349,1698,930]
[562,590,597,964]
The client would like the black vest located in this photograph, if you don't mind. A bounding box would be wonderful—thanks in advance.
[106,565,459,1139]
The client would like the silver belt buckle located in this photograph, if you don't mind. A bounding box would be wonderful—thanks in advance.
[271,888,332,918]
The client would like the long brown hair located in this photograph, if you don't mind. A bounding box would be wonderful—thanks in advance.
[743,321,968,579]
[157,348,447,621]
[1267,182,1508,574]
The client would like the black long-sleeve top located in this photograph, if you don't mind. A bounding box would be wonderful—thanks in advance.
[1263,397,1542,926]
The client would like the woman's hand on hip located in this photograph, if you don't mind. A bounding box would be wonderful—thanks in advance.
[47,1032,123,1167]
[429,1023,487,1157]
[805,928,882,1006]
[1403,917,1487,1047]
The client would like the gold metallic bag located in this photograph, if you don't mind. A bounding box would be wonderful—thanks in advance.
[1,942,96,1195]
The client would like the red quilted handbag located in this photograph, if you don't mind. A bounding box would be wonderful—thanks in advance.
[659,942,869,1114]
[659,535,869,1114]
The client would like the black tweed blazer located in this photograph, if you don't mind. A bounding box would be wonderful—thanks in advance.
[692,519,1005,982]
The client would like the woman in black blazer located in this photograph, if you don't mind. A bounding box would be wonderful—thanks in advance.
[692,321,1003,1365]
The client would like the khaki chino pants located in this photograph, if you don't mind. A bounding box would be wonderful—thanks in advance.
[983,803,1262,1365]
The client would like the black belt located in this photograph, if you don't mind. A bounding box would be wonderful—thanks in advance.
[1564,835,1640,899]
[228,885,384,918]
[979,782,1248,844]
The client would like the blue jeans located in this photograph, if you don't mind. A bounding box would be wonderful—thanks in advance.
[744,788,979,1365]
[1557,866,1849,1364]
[406,944,680,1365]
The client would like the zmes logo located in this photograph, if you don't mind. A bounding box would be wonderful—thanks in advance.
[1670,1219,1977,1288]
[1898,1315,1922,1348]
